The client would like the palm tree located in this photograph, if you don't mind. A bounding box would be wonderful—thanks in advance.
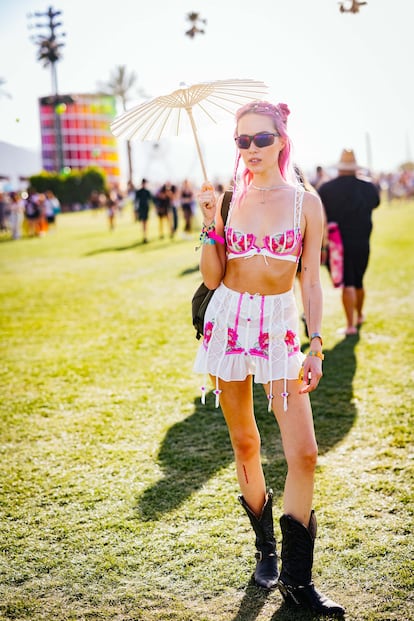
[185,12,207,38]
[98,65,147,185]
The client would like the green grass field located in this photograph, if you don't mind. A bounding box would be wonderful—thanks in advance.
[1,198,413,621]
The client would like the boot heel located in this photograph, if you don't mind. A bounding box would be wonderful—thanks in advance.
[277,580,301,606]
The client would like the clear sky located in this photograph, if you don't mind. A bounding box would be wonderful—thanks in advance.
[0,0,412,185]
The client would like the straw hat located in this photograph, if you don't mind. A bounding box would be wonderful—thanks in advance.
[337,149,359,171]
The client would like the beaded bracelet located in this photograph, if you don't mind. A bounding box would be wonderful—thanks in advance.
[197,221,217,248]
[307,350,324,360]
[202,220,216,230]
[203,220,225,245]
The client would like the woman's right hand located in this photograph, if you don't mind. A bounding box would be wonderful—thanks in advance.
[197,182,216,225]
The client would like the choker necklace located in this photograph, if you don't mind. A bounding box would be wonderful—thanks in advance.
[251,183,290,203]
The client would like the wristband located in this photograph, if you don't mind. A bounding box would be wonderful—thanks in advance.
[310,332,323,346]
[197,221,217,248]
[208,230,225,244]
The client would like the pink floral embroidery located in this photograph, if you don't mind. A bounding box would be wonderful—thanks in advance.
[226,328,244,354]
[259,332,269,351]
[227,328,238,349]
[250,331,269,358]
[203,321,214,348]
[226,229,255,253]
[285,330,295,346]
[238,234,254,252]
[284,329,299,356]
[285,230,294,246]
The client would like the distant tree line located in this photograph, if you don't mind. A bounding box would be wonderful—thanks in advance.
[29,167,107,210]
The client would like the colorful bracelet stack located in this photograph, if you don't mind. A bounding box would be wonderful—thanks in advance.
[199,221,216,246]
[307,350,325,360]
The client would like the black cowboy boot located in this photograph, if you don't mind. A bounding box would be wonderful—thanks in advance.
[278,511,345,617]
[238,490,278,589]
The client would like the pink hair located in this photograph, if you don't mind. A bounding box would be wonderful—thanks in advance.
[232,101,296,206]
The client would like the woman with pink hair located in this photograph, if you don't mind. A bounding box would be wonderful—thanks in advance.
[194,101,344,616]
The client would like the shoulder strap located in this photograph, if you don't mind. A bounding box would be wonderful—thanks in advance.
[220,190,233,224]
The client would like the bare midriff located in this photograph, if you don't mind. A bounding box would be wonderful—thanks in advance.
[223,255,298,296]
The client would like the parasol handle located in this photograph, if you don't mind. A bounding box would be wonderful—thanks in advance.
[185,106,208,182]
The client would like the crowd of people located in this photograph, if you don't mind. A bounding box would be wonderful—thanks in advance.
[0,154,405,341]
[0,188,61,239]
[2,163,410,247]
[132,177,206,243]
[0,179,199,240]
[0,152,397,343]
[379,168,414,201]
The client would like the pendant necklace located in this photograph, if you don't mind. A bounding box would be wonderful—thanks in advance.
[251,183,290,204]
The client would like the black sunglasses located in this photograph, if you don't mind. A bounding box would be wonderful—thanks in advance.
[234,132,279,149]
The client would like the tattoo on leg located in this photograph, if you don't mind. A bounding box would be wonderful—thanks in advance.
[243,464,249,484]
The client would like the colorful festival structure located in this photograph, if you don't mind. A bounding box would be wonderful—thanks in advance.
[38,93,120,183]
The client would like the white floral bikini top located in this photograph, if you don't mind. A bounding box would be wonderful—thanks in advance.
[225,187,304,263]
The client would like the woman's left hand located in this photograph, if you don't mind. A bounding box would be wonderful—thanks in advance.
[298,356,323,393]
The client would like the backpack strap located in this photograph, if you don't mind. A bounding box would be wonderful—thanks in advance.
[220,190,232,224]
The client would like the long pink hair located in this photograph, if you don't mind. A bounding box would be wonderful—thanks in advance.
[232,101,297,206]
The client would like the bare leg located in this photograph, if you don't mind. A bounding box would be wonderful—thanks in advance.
[215,375,266,516]
[266,380,318,526]
[342,286,356,331]
[356,287,365,323]
[142,220,148,242]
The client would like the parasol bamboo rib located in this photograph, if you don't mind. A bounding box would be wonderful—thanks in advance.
[185,106,208,181]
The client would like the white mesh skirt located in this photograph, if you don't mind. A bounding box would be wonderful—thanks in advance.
[193,282,305,411]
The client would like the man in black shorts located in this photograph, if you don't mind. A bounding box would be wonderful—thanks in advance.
[318,149,380,335]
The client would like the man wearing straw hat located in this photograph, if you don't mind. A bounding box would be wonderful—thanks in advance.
[318,149,380,335]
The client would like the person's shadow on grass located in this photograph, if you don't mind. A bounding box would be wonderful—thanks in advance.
[136,333,359,526]
[227,582,320,621]
[84,237,195,257]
